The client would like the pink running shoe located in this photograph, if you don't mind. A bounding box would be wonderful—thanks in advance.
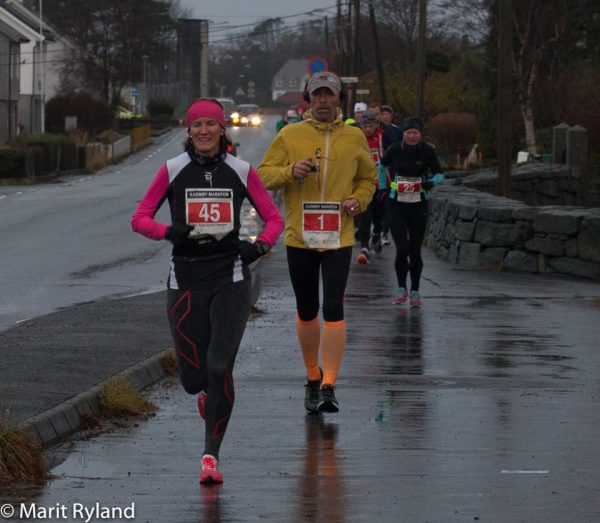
[200,454,223,484]
[409,290,422,307]
[357,248,369,264]
[392,288,408,305]
[197,391,207,420]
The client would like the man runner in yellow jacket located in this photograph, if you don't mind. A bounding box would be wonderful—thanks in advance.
[258,71,376,413]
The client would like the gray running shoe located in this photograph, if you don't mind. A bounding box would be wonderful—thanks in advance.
[318,385,339,413]
[304,373,322,413]
[370,234,382,253]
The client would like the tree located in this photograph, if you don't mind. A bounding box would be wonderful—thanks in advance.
[486,0,590,153]
[41,0,177,103]
[210,17,328,105]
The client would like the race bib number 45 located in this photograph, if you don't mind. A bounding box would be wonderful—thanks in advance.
[185,188,234,239]
[302,201,341,249]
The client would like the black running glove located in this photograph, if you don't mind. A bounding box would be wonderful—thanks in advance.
[238,240,270,265]
[165,223,193,246]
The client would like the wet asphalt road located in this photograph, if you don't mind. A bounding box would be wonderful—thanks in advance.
[2,240,599,523]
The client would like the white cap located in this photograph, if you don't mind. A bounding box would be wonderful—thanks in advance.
[306,71,342,96]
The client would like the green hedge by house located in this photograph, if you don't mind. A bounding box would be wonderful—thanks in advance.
[0,149,26,179]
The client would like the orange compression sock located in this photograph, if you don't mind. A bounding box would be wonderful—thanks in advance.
[295,315,321,381]
[321,320,346,386]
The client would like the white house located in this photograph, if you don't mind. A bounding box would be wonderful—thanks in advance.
[1,0,70,134]
[0,3,36,142]
[271,59,311,104]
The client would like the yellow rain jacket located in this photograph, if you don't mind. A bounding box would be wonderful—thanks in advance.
[258,109,376,249]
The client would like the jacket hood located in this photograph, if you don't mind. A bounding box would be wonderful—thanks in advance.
[302,108,345,132]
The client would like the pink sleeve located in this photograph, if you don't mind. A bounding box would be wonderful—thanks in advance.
[247,166,284,247]
[130,165,171,241]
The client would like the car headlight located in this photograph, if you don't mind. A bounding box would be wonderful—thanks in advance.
[231,112,239,119]
[251,116,261,126]
[241,116,249,124]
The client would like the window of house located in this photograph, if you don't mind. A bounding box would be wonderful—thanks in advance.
[289,80,297,88]
[275,79,283,87]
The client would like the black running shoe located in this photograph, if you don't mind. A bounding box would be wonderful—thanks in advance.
[304,377,322,413]
[318,385,339,413]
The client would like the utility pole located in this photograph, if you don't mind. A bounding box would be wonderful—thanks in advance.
[325,16,330,63]
[415,0,427,118]
[39,0,45,133]
[353,0,361,77]
[142,54,149,115]
[369,0,386,104]
[497,0,512,197]
[335,0,342,73]
[345,1,352,76]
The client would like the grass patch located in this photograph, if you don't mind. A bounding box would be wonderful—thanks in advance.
[99,377,157,417]
[0,420,49,485]
[161,348,178,377]
[79,412,102,430]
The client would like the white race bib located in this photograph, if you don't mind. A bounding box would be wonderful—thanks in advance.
[395,177,422,203]
[185,188,234,240]
[302,201,341,249]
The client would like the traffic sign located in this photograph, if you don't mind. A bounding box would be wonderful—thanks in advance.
[340,76,358,83]
[131,90,141,97]
[307,56,328,75]
[356,89,370,95]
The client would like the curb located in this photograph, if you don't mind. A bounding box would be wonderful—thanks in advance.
[18,350,171,449]
[16,262,262,449]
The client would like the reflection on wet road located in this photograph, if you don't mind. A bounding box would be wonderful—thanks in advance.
[1,243,599,522]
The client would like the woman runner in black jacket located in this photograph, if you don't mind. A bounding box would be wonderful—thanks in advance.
[381,117,444,307]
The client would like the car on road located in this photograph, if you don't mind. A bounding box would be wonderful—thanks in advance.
[232,103,262,127]
[217,97,236,126]
[285,108,301,123]
[116,106,143,119]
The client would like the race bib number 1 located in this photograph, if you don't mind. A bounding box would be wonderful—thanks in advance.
[185,188,234,240]
[302,201,341,249]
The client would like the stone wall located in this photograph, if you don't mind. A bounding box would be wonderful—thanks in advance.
[426,185,600,281]
[454,163,600,207]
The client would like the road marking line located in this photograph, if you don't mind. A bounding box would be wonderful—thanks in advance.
[501,470,549,474]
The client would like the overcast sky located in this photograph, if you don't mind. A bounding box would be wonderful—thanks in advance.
[180,0,339,42]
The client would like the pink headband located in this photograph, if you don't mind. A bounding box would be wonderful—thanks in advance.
[187,100,226,129]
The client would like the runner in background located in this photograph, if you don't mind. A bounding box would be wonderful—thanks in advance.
[353,101,367,121]
[131,99,283,485]
[381,117,444,307]
[381,105,403,151]
[380,104,403,245]
[258,72,376,414]
[367,101,382,124]
[356,111,385,264]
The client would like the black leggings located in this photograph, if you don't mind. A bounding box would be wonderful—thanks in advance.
[388,200,428,291]
[358,191,387,248]
[167,279,252,458]
[286,246,352,322]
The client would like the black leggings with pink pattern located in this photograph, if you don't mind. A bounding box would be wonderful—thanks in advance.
[167,278,252,459]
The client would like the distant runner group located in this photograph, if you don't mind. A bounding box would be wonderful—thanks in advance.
[131,70,444,486]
